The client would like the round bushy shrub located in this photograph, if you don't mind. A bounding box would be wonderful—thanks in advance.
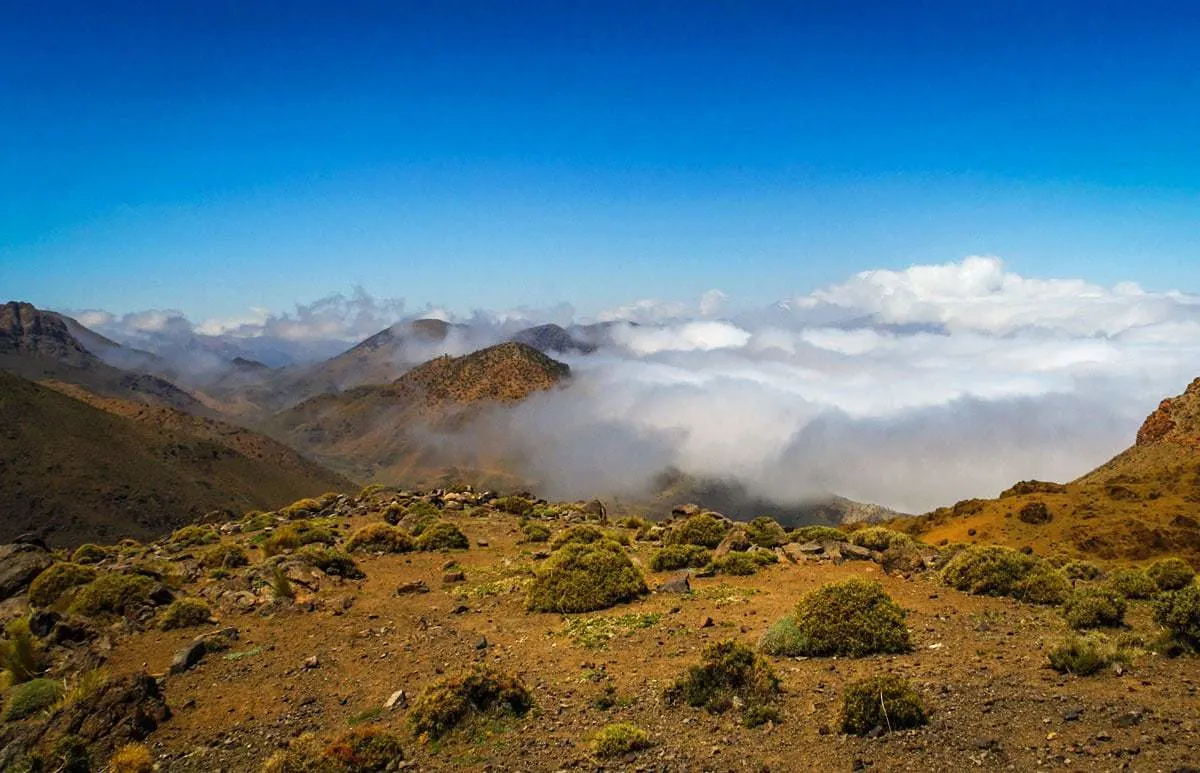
[1106,568,1160,600]
[664,639,780,721]
[758,615,807,657]
[169,524,218,548]
[345,523,414,554]
[526,540,646,613]
[592,723,651,758]
[3,677,63,721]
[69,544,111,565]
[68,573,159,619]
[840,676,927,735]
[1063,561,1104,581]
[295,546,365,579]
[1013,563,1071,605]
[415,521,470,551]
[1061,587,1127,630]
[261,521,337,557]
[28,562,97,608]
[650,544,711,572]
[665,514,729,549]
[408,667,532,740]
[711,552,762,576]
[201,544,250,569]
[159,597,212,630]
[519,521,551,543]
[791,578,911,657]
[745,517,787,549]
[790,525,847,544]
[941,544,1038,597]
[1147,558,1195,592]
[1047,634,1125,676]
[1155,584,1200,650]
[848,527,913,552]
[108,743,155,773]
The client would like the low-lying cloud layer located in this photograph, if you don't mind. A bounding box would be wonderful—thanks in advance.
[70,257,1200,512]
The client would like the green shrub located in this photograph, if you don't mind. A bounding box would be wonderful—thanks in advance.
[519,521,551,543]
[664,639,780,723]
[526,540,647,613]
[592,722,651,758]
[710,552,761,576]
[941,544,1038,597]
[109,743,155,773]
[27,562,97,608]
[3,678,62,721]
[840,675,928,735]
[68,573,159,619]
[1155,584,1200,651]
[1061,586,1127,630]
[758,616,807,657]
[650,544,711,572]
[201,544,250,570]
[617,516,653,531]
[1047,634,1130,676]
[664,514,729,549]
[790,578,911,657]
[1012,563,1071,605]
[790,525,847,543]
[261,521,337,557]
[1147,558,1195,592]
[848,527,913,552]
[494,496,534,516]
[1106,568,1160,600]
[550,524,606,550]
[169,524,218,547]
[345,523,414,554]
[269,565,294,601]
[159,598,212,630]
[241,511,277,533]
[408,667,533,740]
[0,619,41,684]
[69,543,110,565]
[745,517,787,549]
[1063,561,1104,581]
[262,728,405,772]
[415,521,469,551]
[279,494,339,520]
[402,501,441,533]
[296,546,364,579]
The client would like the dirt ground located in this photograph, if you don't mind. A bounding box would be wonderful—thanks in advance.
[106,510,1200,772]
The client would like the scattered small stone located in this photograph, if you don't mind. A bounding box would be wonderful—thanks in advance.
[475,636,489,650]
[476,539,489,547]
[396,580,430,595]
[384,690,407,710]
[303,656,320,670]
[699,616,714,629]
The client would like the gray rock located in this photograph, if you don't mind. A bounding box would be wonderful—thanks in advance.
[656,573,691,594]
[713,528,751,558]
[0,542,53,601]
[396,580,429,594]
[384,689,407,710]
[791,542,825,555]
[170,627,239,674]
[839,543,879,562]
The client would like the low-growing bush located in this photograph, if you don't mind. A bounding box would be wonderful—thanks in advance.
[261,521,337,557]
[519,521,551,543]
[526,540,647,613]
[550,524,606,550]
[1155,584,1200,651]
[1047,634,1130,676]
[401,500,441,533]
[592,722,651,758]
[69,543,110,565]
[241,511,277,532]
[345,523,414,554]
[848,527,913,552]
[262,727,405,772]
[0,618,42,684]
[790,578,911,657]
[109,743,154,773]
[616,516,653,531]
[1106,568,1160,600]
[68,573,159,619]
[1061,586,1127,630]
[408,667,533,740]
[758,615,807,657]
[296,546,365,579]
[201,544,250,570]
[159,597,212,630]
[494,495,534,516]
[1147,558,1195,592]
[650,544,711,572]
[2,677,62,721]
[745,517,787,549]
[790,525,847,544]
[664,639,780,724]
[710,551,774,576]
[1013,563,1071,605]
[415,521,469,551]
[941,544,1038,597]
[840,675,928,735]
[1063,561,1104,581]
[27,562,97,608]
[664,514,729,549]
[169,524,218,548]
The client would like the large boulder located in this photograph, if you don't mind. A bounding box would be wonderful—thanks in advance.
[0,542,53,601]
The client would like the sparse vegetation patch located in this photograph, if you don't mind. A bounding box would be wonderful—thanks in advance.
[415,521,470,551]
[665,513,729,548]
[1147,558,1195,592]
[840,675,928,735]
[28,562,97,608]
[1062,587,1128,630]
[592,723,651,758]
[664,639,780,725]
[408,668,533,740]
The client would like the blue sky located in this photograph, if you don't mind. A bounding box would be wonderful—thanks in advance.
[2,0,1198,320]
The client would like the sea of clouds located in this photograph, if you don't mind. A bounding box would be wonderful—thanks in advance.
[70,257,1200,512]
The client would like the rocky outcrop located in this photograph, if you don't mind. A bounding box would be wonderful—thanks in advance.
[0,541,52,600]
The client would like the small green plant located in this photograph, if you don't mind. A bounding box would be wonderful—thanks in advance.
[758,615,807,657]
[1147,558,1195,592]
[408,667,533,740]
[1047,634,1130,676]
[519,521,551,543]
[494,495,534,516]
[665,513,729,548]
[169,524,218,548]
[296,546,364,579]
[560,613,661,649]
[27,562,97,608]
[848,527,914,552]
[68,573,159,619]
[1013,563,1071,605]
[789,577,911,657]
[3,677,63,721]
[1155,584,1200,651]
[1061,586,1127,630]
[840,675,928,735]
[159,598,213,630]
[664,639,780,724]
[1063,561,1104,581]
[526,539,647,613]
[592,722,651,758]
[201,544,250,570]
[650,544,711,572]
[0,618,42,684]
[269,565,295,600]
[58,668,108,711]
[108,743,154,773]
[941,544,1038,597]
[69,543,110,565]
[345,522,414,554]
[745,516,787,548]
[415,521,470,551]
[1106,568,1160,600]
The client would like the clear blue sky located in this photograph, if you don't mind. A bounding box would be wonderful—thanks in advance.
[2,1,1198,320]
